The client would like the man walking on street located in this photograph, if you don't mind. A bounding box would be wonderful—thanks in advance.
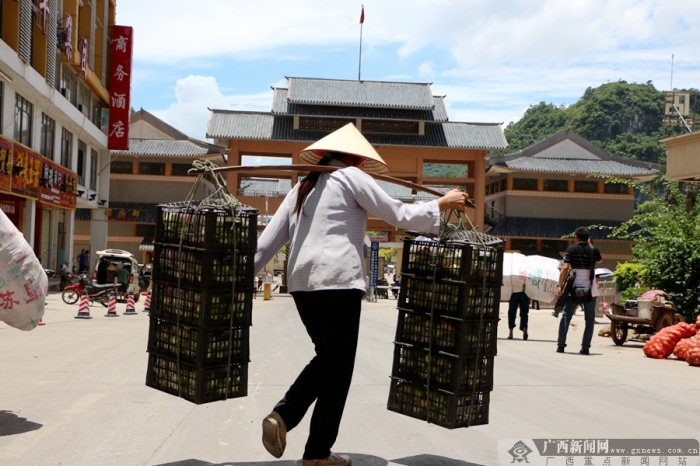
[555,227,602,355]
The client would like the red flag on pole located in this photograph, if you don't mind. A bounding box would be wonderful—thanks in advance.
[360,5,364,24]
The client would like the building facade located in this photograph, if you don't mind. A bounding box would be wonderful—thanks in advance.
[485,129,660,268]
[206,77,508,240]
[0,0,119,272]
[78,109,227,264]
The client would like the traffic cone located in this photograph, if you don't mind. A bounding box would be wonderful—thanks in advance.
[74,294,92,319]
[105,289,119,317]
[142,289,151,313]
[38,317,46,325]
[123,290,137,315]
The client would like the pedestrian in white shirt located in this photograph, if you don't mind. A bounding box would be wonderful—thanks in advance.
[254,123,470,466]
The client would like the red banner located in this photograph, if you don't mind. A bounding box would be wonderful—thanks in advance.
[0,135,12,193]
[10,142,41,199]
[39,157,78,210]
[108,25,133,150]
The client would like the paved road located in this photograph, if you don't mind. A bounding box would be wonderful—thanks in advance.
[1,291,698,466]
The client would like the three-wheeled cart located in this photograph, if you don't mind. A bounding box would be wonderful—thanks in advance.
[606,302,684,345]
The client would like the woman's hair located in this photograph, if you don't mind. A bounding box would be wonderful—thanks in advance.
[294,153,332,216]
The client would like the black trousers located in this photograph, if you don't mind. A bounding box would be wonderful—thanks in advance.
[273,289,362,460]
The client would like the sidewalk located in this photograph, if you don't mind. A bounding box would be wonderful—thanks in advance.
[0,290,698,465]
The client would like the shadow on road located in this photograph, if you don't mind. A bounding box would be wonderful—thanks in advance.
[155,452,478,466]
[0,410,43,436]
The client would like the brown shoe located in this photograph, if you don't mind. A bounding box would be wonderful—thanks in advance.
[262,411,286,458]
[300,453,352,466]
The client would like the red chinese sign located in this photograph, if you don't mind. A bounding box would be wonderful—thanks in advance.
[39,157,78,210]
[0,136,11,193]
[108,25,133,150]
[10,143,41,200]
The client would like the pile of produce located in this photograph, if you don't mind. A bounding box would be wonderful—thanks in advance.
[644,315,700,367]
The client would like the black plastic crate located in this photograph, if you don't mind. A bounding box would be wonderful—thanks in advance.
[398,275,501,319]
[391,342,494,393]
[400,239,503,284]
[387,377,489,429]
[155,202,258,252]
[395,308,498,357]
[145,353,247,405]
[147,317,249,367]
[149,281,253,328]
[152,243,254,290]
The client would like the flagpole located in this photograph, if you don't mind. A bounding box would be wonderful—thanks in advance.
[358,5,364,80]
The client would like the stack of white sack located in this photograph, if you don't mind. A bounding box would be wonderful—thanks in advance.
[501,252,560,304]
[0,209,47,330]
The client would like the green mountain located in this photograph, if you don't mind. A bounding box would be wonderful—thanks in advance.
[495,81,699,164]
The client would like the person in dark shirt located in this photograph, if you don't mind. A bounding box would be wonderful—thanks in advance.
[555,227,602,355]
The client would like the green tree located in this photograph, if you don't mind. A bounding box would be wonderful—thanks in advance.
[605,178,700,321]
[499,102,570,154]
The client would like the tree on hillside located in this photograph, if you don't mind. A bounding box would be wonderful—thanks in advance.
[499,102,569,154]
[498,81,688,164]
[603,178,700,321]
[568,81,665,142]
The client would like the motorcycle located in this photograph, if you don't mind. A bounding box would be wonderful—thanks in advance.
[61,274,118,307]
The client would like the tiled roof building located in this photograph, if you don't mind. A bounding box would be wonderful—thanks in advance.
[207,77,507,238]
[485,129,660,266]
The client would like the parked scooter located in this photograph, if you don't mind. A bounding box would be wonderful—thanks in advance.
[61,274,117,307]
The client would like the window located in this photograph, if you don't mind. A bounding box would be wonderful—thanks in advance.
[136,224,156,236]
[171,163,192,176]
[423,162,468,178]
[541,240,569,258]
[604,182,629,194]
[110,161,133,174]
[40,113,55,158]
[77,140,86,185]
[575,180,598,193]
[510,238,537,254]
[60,128,73,168]
[138,162,165,175]
[14,93,33,146]
[544,179,568,192]
[90,149,98,190]
[512,178,538,190]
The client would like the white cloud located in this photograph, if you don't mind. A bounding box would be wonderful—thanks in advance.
[118,1,700,141]
[150,75,272,140]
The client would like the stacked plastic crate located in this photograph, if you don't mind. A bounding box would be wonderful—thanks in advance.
[145,201,258,404]
[387,235,504,428]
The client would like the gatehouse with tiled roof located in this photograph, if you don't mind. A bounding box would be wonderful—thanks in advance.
[207,77,507,238]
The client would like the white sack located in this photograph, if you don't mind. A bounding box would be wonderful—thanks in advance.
[0,210,47,330]
[524,255,560,304]
[500,252,513,302]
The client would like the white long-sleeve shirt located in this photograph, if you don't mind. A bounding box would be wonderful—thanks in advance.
[254,162,441,294]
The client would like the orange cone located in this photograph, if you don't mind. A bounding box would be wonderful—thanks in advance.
[74,294,92,319]
[143,289,151,313]
[38,317,46,326]
[105,289,119,317]
[123,290,137,315]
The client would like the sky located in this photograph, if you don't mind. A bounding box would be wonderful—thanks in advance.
[115,0,700,143]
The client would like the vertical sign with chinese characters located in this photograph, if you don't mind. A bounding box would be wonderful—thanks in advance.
[370,241,379,286]
[107,25,133,150]
[0,136,12,193]
[80,37,88,77]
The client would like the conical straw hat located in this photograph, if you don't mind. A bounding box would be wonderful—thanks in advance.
[299,123,389,174]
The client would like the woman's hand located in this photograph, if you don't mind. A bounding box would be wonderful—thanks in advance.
[437,189,471,212]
